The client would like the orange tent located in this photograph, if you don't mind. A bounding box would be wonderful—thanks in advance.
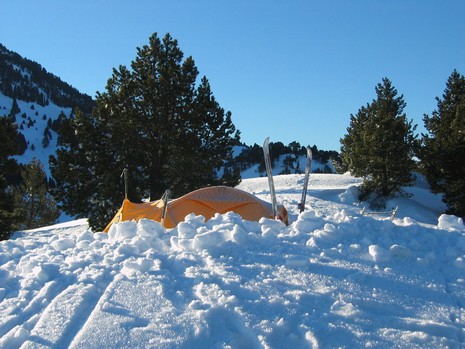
[103,186,288,232]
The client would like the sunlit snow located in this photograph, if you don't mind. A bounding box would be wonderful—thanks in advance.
[1,173,464,348]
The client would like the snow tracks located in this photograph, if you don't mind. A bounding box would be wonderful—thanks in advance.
[1,179,464,348]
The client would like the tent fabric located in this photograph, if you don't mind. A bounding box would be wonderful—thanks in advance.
[104,186,288,232]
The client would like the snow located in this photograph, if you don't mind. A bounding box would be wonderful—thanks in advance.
[1,173,465,348]
[0,93,72,177]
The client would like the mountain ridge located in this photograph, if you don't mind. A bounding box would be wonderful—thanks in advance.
[0,43,94,113]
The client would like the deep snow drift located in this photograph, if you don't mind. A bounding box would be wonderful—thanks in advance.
[1,173,464,348]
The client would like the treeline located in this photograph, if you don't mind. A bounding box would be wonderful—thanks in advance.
[0,43,94,113]
[234,142,339,174]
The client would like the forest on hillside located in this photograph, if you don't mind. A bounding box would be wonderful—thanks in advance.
[0,44,94,113]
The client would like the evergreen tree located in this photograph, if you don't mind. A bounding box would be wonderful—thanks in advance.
[418,70,465,218]
[235,144,263,170]
[9,98,20,117]
[51,33,240,230]
[288,141,303,157]
[15,159,60,229]
[0,116,23,239]
[50,108,102,225]
[172,76,240,192]
[281,155,294,174]
[340,78,417,208]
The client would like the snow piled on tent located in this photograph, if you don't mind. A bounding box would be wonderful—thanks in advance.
[1,173,465,348]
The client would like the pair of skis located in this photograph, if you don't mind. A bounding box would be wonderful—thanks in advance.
[262,137,312,218]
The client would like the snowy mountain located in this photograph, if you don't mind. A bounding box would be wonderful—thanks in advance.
[1,173,464,348]
[0,93,72,177]
[0,43,94,177]
[0,43,93,112]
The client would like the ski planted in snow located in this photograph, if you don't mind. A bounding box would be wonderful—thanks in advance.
[161,189,171,228]
[298,146,312,213]
[263,137,278,219]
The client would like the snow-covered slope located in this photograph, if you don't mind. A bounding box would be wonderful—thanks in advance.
[1,173,464,348]
[0,93,72,177]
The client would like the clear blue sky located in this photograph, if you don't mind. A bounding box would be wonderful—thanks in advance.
[2,1,465,150]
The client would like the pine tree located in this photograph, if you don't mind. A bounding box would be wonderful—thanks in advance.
[9,98,20,117]
[171,76,240,192]
[51,33,240,230]
[50,108,114,229]
[418,70,465,218]
[15,159,60,229]
[0,116,23,239]
[340,78,417,208]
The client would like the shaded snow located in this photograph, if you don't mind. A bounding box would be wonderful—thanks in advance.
[1,174,464,348]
